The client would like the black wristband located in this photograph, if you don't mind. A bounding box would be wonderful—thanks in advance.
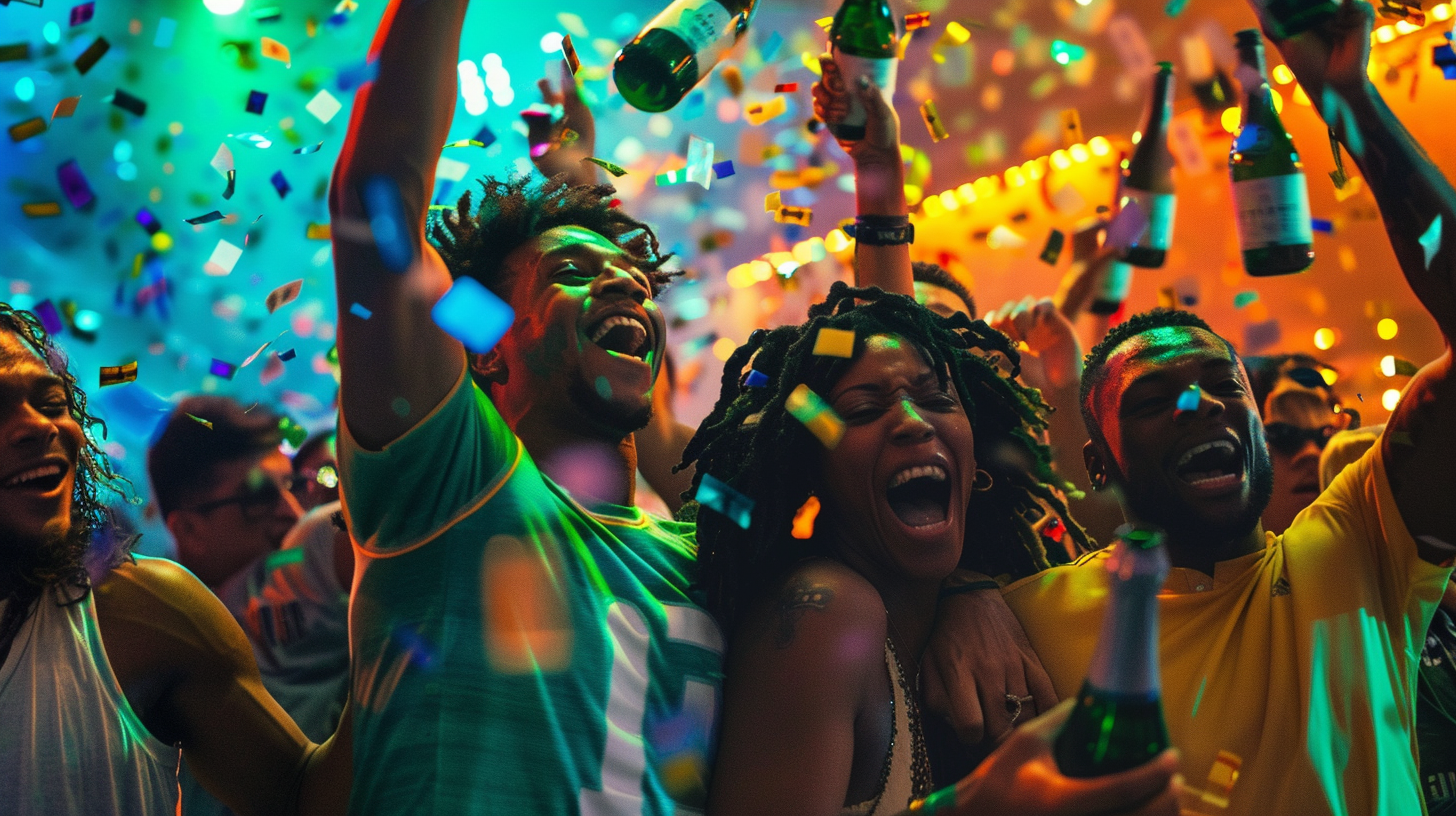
[938,580,1001,599]
[848,217,915,246]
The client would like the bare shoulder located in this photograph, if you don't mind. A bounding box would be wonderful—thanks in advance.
[738,559,887,672]
[93,556,253,671]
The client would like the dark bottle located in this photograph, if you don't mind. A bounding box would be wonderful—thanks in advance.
[1264,0,1342,39]
[1121,62,1177,269]
[828,0,899,141]
[1229,29,1314,277]
[1181,33,1236,119]
[1053,525,1171,777]
[614,0,757,113]
[1089,260,1133,316]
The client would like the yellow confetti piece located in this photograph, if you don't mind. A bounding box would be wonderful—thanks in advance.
[791,494,821,540]
[260,36,291,67]
[919,99,949,142]
[1059,109,1083,147]
[939,21,972,47]
[774,206,812,226]
[764,190,782,212]
[770,169,804,190]
[443,139,487,148]
[815,16,834,32]
[186,414,214,430]
[801,51,824,75]
[583,156,628,177]
[21,202,62,218]
[897,26,914,61]
[99,361,138,387]
[8,117,45,142]
[786,384,844,448]
[744,96,787,126]
[812,327,856,358]
[305,222,331,240]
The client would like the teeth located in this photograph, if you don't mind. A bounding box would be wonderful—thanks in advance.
[2,464,61,488]
[889,465,947,489]
[590,315,647,344]
[1176,440,1236,469]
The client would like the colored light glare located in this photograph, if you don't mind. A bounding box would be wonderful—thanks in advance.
[204,0,246,15]
[1382,389,1401,411]
[1380,355,1397,377]
[1271,65,1294,85]
[1320,368,1338,386]
[1050,40,1086,66]
[1313,327,1336,350]
[540,32,564,53]
[1376,317,1398,339]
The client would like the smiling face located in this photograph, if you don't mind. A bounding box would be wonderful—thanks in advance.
[0,332,84,571]
[1086,326,1273,548]
[486,225,667,441]
[815,335,976,590]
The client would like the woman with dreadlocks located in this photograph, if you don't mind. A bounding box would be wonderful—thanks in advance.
[687,283,1178,816]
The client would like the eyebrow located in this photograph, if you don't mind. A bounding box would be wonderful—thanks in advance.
[1120,358,1240,396]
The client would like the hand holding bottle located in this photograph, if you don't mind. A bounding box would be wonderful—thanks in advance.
[525,61,598,186]
[811,55,901,170]
[1246,0,1374,103]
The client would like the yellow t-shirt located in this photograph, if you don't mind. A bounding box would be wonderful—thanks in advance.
[1005,443,1452,816]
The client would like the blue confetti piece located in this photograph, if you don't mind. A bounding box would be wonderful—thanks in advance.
[1310,218,1333,233]
[1434,43,1456,78]
[473,123,498,149]
[696,473,755,529]
[712,160,735,179]
[760,31,783,61]
[277,348,296,362]
[270,170,291,198]
[682,90,706,120]
[135,207,161,235]
[210,359,238,380]
[153,18,176,48]
[430,276,514,354]
[246,90,267,114]
[57,159,95,209]
[362,176,411,271]
[70,2,95,26]
[1176,384,1201,412]
[33,300,65,335]
[743,369,769,388]
[335,59,380,92]
[349,302,373,319]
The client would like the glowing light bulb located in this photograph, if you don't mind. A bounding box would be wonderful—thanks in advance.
[1221,107,1241,134]
[1088,136,1111,156]
[1271,65,1294,85]
[1313,328,1336,350]
[1320,368,1337,386]
[204,0,246,15]
[1376,317,1398,339]
[1380,355,1397,377]
[712,337,738,361]
[1381,389,1401,411]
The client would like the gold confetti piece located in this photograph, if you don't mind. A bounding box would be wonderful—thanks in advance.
[744,96,787,126]
[812,327,856,358]
[186,414,214,430]
[1059,109,1083,147]
[987,224,1027,249]
[305,222,331,240]
[99,362,138,387]
[775,206,813,226]
[22,202,62,218]
[266,279,304,313]
[443,139,486,148]
[786,384,844,448]
[559,128,579,146]
[939,21,972,47]
[720,64,744,97]
[260,36,291,67]
[51,96,81,121]
[905,12,931,29]
[561,33,580,75]
[764,190,782,212]
[815,16,834,32]
[919,99,949,142]
[1157,286,1178,310]
[791,494,821,539]
[583,156,627,177]
[8,117,45,143]
[770,169,805,190]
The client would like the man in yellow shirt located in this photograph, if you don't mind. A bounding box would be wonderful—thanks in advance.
[938,3,1456,813]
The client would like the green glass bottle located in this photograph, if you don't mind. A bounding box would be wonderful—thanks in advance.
[1121,62,1177,269]
[1229,29,1314,277]
[614,0,757,113]
[1053,525,1171,777]
[1264,0,1342,39]
[828,0,899,141]
[1089,260,1133,316]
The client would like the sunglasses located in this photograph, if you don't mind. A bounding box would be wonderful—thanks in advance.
[1264,422,1338,457]
[185,476,293,521]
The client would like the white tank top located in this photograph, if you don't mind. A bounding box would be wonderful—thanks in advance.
[0,585,181,815]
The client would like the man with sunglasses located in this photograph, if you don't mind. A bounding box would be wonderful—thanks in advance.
[148,396,352,815]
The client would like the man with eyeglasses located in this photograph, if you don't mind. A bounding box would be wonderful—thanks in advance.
[148,396,352,816]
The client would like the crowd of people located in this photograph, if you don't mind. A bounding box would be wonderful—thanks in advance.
[1,0,1453,814]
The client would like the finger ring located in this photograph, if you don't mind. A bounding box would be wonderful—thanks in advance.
[1005,693,1035,725]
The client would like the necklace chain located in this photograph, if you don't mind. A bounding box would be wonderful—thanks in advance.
[884,632,933,800]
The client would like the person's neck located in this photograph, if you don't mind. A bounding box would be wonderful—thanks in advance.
[874,578,941,675]
[1163,524,1265,577]
[513,410,637,508]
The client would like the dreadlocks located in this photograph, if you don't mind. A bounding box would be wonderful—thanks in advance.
[680,282,1092,632]
[428,173,678,297]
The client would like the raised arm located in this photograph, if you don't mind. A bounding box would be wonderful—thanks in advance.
[329,0,471,451]
[1260,0,1456,566]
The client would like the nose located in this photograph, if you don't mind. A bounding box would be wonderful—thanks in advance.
[891,397,935,444]
[4,401,61,449]
[594,264,650,304]
[1178,386,1226,421]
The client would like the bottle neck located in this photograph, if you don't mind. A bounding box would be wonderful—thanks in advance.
[1235,41,1268,101]
[1145,69,1174,132]
[1086,542,1167,696]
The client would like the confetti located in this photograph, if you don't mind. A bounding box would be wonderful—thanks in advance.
[1234,291,1260,308]
[920,99,949,142]
[294,141,323,155]
[271,170,291,198]
[939,21,972,47]
[815,16,835,32]
[260,36,291,67]
[774,83,799,93]
[266,280,303,313]
[760,31,783,61]
[1165,0,1191,16]
[712,160,736,179]
[786,384,844,448]
[685,135,715,190]
[775,206,812,226]
[1327,127,1349,189]
[720,65,745,96]
[1048,183,1087,214]
[1419,214,1442,269]
[0,43,31,62]
[306,89,343,123]
[791,494,821,539]
[905,12,931,30]
[349,302,373,319]
[74,37,110,74]
[561,33,580,74]
[743,369,770,388]
[51,96,81,121]
[260,353,286,386]
[21,202,62,218]
[70,2,95,26]
[99,361,138,388]
[9,117,46,142]
[154,18,177,48]
[110,89,147,117]
[744,96,787,126]
[187,414,215,430]
[682,91,706,120]
[656,168,687,186]
[1310,218,1333,234]
[306,223,331,240]
[363,176,412,271]
[1059,109,1084,147]
[583,157,627,177]
[246,90,267,115]
[1435,43,1456,79]
[33,301,64,336]
[764,191,782,212]
[696,473,755,529]
[241,333,287,368]
[57,159,95,210]
[987,224,1027,249]
[135,208,162,235]
[278,348,297,362]
[204,239,243,276]
[222,170,237,200]
[811,327,856,358]
[1176,383,1202,413]
[209,359,238,380]
[432,276,514,354]
[1039,229,1065,265]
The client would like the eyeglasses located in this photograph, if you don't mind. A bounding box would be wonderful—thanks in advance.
[1264,422,1338,457]
[184,476,293,520]
[290,464,338,495]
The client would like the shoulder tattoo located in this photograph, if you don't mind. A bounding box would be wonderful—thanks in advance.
[773,577,834,649]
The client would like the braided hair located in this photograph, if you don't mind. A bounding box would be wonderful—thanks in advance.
[679,282,1092,632]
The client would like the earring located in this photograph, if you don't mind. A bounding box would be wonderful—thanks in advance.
[972,469,994,492]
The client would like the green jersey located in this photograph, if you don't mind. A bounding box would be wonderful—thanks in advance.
[339,371,723,815]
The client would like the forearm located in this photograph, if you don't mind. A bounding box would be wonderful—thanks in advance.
[852,159,913,297]
[297,701,352,816]
[1334,81,1456,339]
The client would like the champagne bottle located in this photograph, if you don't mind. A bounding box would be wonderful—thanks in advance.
[614,0,758,113]
[1089,260,1133,316]
[1053,525,1171,777]
[1263,0,1342,39]
[1120,62,1177,269]
[1229,29,1314,277]
[1181,34,1235,118]
[828,0,899,141]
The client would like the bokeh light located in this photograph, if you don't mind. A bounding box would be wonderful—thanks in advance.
[1376,318,1398,339]
[1313,328,1336,350]
[203,0,246,15]
[1382,389,1401,411]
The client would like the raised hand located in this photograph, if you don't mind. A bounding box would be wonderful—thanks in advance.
[811,55,900,170]
[1248,0,1374,102]
[525,60,598,185]
[985,298,1084,395]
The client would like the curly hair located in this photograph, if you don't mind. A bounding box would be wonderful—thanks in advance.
[428,173,678,298]
[679,282,1092,633]
[911,261,977,318]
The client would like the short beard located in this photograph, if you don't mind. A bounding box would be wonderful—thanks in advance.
[0,513,90,599]
[568,376,652,440]
[1122,451,1275,550]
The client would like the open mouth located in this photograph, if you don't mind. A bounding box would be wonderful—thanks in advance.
[1173,439,1245,491]
[1,462,67,494]
[586,313,651,360]
[885,465,952,528]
